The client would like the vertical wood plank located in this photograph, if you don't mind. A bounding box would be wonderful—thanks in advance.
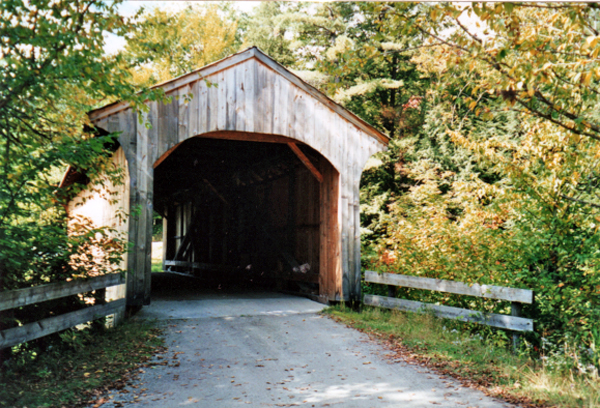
[226,67,236,130]
[147,101,158,166]
[245,59,255,132]
[344,123,354,302]
[118,110,139,305]
[303,94,316,147]
[272,72,282,135]
[234,62,246,132]
[279,74,290,137]
[218,70,227,130]
[207,73,219,132]
[330,165,342,301]
[157,99,168,159]
[198,78,208,135]
[254,63,264,134]
[319,156,329,299]
[134,108,150,305]
[168,91,179,149]
[142,108,155,305]
[178,85,190,142]
[257,63,275,134]
[339,115,351,302]
[189,80,199,137]
[294,88,306,141]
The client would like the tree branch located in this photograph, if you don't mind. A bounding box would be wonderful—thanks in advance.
[560,194,600,209]
[513,95,600,141]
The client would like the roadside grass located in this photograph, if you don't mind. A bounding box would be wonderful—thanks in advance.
[325,305,600,408]
[0,318,164,408]
[151,241,163,272]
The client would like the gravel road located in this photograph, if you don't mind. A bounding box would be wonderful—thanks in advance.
[94,274,516,408]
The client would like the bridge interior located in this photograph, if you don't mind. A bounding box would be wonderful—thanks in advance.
[153,136,335,300]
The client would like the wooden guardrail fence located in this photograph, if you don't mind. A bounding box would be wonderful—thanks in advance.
[0,274,126,350]
[364,271,533,346]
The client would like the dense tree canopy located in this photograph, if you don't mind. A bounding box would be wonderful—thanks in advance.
[122,3,239,87]
[0,0,161,318]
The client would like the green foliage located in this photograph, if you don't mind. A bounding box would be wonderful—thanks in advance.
[0,0,160,356]
[122,2,240,87]
[352,3,600,373]
[0,319,164,408]
[238,1,299,67]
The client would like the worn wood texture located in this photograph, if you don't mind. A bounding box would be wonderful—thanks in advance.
[319,157,340,301]
[288,142,323,183]
[364,295,534,332]
[67,147,129,307]
[91,50,387,174]
[0,299,126,350]
[0,274,125,312]
[365,271,534,304]
[83,48,388,303]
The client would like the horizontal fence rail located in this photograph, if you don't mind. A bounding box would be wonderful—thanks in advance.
[364,271,534,333]
[0,274,126,350]
[0,273,124,312]
[364,271,533,304]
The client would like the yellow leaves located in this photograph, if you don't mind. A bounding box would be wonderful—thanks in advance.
[542,62,553,71]
[469,60,476,72]
[125,3,237,87]
[583,71,593,86]
[548,13,561,25]
[583,35,599,51]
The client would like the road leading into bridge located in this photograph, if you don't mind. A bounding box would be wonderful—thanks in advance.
[95,274,516,408]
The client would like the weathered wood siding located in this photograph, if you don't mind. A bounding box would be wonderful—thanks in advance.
[87,48,388,304]
[67,147,129,306]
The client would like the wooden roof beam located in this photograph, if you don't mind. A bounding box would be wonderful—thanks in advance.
[287,142,323,183]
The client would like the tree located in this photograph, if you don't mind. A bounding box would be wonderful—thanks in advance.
[380,2,600,207]
[238,1,298,67]
[122,3,239,88]
[0,0,160,355]
[365,2,600,360]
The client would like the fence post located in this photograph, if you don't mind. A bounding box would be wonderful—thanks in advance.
[511,301,522,354]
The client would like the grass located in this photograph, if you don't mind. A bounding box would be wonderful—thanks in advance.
[151,241,163,272]
[0,318,165,408]
[325,304,600,408]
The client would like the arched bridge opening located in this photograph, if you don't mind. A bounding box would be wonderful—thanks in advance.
[153,132,339,302]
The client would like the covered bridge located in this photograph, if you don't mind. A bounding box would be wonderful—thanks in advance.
[64,47,388,307]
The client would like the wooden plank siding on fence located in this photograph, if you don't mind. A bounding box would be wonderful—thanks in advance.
[364,271,534,333]
[0,274,124,311]
[364,271,533,304]
[0,274,126,350]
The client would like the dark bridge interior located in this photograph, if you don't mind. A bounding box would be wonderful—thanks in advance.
[153,136,329,298]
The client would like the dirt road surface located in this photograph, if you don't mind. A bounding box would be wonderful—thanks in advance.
[95,274,516,408]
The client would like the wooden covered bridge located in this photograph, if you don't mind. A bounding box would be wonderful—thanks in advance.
[65,47,388,307]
